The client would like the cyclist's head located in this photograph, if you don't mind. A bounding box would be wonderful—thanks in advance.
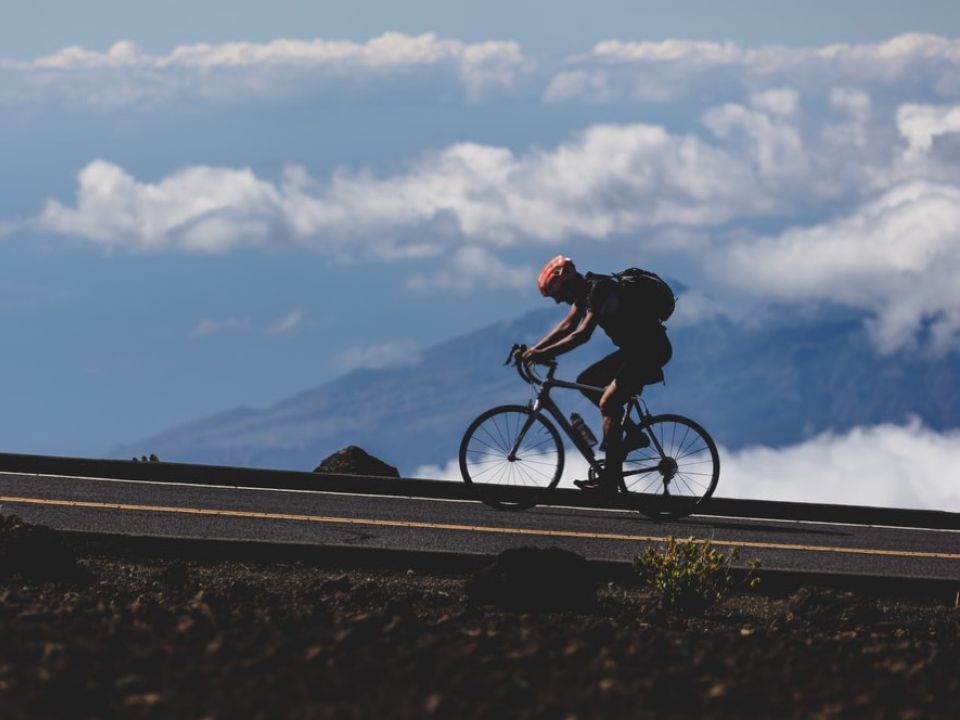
[538,255,580,303]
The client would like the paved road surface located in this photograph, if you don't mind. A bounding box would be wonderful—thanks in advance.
[2,471,959,581]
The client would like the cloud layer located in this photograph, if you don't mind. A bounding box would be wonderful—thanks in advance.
[416,419,960,512]
[546,34,960,104]
[6,33,960,110]
[0,33,528,108]
[33,87,960,349]
[11,32,960,350]
[34,122,771,254]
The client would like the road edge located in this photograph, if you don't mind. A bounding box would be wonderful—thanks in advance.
[63,529,960,605]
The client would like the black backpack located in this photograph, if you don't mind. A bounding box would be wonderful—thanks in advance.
[610,267,676,323]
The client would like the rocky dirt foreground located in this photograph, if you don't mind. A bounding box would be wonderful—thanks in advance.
[1,513,959,719]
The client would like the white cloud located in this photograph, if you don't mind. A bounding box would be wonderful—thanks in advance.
[720,419,960,512]
[668,290,732,327]
[12,34,521,73]
[191,310,304,338]
[547,34,960,104]
[0,33,528,108]
[830,87,871,121]
[32,90,927,258]
[332,341,421,372]
[416,419,960,512]
[407,246,530,293]
[33,123,770,254]
[267,308,304,336]
[190,317,251,338]
[898,102,960,156]
[717,180,960,353]
[37,161,284,253]
[701,90,812,194]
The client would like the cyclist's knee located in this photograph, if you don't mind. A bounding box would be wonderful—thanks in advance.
[599,385,626,419]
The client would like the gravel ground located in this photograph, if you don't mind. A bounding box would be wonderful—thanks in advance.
[1,514,959,719]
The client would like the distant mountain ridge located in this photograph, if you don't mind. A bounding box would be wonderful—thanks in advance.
[112,305,960,473]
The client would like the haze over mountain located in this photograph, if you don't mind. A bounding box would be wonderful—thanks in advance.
[113,304,960,475]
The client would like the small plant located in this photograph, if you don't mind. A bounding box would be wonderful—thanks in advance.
[634,536,760,615]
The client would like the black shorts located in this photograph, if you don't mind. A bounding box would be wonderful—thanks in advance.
[577,332,672,399]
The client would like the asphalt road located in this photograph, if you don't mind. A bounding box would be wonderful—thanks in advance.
[2,470,960,583]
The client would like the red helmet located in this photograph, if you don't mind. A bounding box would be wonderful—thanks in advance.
[537,255,576,297]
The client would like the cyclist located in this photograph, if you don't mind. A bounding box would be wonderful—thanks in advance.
[522,255,672,493]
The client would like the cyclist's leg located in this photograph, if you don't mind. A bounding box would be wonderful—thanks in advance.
[572,353,624,492]
[576,350,623,406]
[598,379,634,490]
[610,355,652,458]
[618,332,672,445]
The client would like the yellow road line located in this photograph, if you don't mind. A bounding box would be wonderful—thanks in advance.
[2,494,960,561]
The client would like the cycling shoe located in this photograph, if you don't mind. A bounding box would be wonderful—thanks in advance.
[573,479,617,495]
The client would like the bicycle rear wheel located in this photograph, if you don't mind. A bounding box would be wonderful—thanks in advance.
[620,414,719,520]
[459,404,564,510]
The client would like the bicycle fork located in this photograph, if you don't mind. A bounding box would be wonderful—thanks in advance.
[506,401,543,461]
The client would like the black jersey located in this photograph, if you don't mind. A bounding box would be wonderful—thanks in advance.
[583,274,671,384]
[585,275,663,350]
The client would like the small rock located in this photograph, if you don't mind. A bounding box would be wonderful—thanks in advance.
[465,547,597,611]
[321,574,351,594]
[313,446,400,477]
[0,514,84,582]
[707,682,727,699]
[424,693,444,714]
[125,693,162,707]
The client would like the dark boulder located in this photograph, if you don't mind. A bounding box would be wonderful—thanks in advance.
[0,513,86,581]
[314,446,401,478]
[466,547,597,611]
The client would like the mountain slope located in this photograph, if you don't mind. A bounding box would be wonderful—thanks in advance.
[112,306,960,473]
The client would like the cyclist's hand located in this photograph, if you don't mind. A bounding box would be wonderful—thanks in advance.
[521,348,548,366]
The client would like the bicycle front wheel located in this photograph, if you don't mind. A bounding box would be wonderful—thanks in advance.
[459,404,564,510]
[621,414,719,520]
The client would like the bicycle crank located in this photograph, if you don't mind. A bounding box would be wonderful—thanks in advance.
[657,457,678,493]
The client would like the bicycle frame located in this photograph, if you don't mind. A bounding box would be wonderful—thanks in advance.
[507,354,666,484]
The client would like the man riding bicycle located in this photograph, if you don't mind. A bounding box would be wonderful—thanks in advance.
[522,256,672,493]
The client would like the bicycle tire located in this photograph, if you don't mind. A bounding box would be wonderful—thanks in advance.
[459,404,565,511]
[620,413,719,520]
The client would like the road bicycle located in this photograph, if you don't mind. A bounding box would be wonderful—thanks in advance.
[458,344,720,520]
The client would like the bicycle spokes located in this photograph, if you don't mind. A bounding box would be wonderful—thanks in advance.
[621,415,719,512]
[459,405,565,510]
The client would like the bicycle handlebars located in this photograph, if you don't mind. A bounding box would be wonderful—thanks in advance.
[504,343,557,385]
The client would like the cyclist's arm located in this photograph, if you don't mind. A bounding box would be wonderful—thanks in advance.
[526,307,597,361]
[528,303,583,352]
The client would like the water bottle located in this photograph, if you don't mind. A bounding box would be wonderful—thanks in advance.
[570,412,598,447]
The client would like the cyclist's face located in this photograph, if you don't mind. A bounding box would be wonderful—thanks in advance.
[553,278,581,305]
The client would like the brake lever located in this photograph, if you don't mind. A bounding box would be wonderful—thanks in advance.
[503,343,527,366]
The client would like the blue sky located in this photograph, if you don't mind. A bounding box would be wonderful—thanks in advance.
[4,0,959,57]
[3,1,960,457]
